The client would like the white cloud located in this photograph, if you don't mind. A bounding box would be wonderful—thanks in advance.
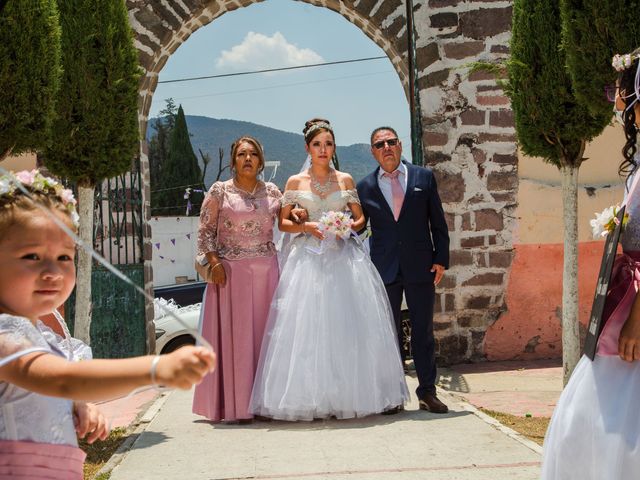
[216,32,324,72]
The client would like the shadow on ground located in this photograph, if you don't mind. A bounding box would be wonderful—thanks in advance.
[193,408,472,431]
[130,431,170,450]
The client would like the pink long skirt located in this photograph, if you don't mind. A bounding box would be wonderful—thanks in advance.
[192,255,279,422]
[0,440,85,479]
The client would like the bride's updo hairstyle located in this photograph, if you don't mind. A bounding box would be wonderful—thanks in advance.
[230,135,265,174]
[303,118,335,145]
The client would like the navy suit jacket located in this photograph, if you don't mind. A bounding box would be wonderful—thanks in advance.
[357,161,450,284]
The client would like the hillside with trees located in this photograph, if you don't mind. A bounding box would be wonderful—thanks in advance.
[148,115,381,192]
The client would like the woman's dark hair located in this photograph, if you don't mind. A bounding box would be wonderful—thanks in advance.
[303,118,335,145]
[618,51,640,179]
[229,136,265,174]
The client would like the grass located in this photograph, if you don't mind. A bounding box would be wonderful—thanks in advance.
[480,408,550,446]
[80,427,129,480]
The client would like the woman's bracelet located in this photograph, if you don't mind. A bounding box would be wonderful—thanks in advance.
[150,355,161,386]
[302,222,307,233]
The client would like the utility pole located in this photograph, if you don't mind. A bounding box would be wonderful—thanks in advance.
[406,0,424,166]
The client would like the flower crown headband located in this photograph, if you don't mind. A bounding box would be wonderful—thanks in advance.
[612,53,640,72]
[0,169,80,226]
[612,50,640,115]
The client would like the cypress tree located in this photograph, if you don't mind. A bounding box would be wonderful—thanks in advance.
[43,0,141,344]
[561,0,640,122]
[508,0,603,382]
[149,99,178,215]
[0,0,61,159]
[157,105,203,216]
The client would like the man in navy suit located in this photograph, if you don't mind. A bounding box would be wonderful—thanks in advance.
[357,126,450,414]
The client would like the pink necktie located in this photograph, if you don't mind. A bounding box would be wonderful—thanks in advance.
[383,170,404,220]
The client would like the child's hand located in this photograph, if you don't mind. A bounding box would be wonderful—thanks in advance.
[73,402,110,444]
[619,293,640,362]
[619,314,640,361]
[155,346,216,389]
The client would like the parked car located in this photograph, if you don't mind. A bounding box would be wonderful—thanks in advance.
[154,281,206,308]
[153,302,200,354]
[153,281,205,353]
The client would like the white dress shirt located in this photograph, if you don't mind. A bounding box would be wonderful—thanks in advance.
[376,161,407,211]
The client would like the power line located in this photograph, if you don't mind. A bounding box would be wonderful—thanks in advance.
[158,56,387,85]
[150,183,204,194]
[171,70,390,101]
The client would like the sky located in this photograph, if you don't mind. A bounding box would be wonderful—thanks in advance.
[149,0,411,154]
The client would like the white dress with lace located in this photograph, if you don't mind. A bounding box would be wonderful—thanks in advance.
[249,189,409,420]
[0,314,78,446]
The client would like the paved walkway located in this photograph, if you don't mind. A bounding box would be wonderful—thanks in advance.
[442,359,563,418]
[106,366,557,480]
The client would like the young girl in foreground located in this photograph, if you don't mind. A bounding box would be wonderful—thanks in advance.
[0,170,216,479]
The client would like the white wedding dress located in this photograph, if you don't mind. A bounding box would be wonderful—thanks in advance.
[249,189,409,420]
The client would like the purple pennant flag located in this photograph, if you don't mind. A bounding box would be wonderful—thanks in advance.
[159,255,164,259]
[186,233,191,240]
[155,242,160,249]
[170,238,176,246]
[170,259,175,263]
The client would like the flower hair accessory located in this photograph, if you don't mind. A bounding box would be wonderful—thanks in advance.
[0,169,80,226]
[612,53,640,72]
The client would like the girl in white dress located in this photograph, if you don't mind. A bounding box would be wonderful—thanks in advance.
[0,170,215,479]
[541,49,640,479]
[249,119,409,421]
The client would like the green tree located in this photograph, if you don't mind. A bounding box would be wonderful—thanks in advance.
[561,0,640,122]
[43,0,141,345]
[508,0,604,383]
[149,99,178,215]
[0,0,61,160]
[159,98,178,130]
[156,105,203,216]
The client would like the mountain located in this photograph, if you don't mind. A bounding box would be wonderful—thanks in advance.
[148,115,379,189]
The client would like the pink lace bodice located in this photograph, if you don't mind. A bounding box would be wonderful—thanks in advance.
[198,180,282,260]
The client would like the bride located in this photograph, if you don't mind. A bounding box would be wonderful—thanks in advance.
[249,118,409,420]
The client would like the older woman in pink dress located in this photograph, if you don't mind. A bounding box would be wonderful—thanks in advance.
[192,136,298,423]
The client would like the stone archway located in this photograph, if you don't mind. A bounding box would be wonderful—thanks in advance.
[126,0,517,363]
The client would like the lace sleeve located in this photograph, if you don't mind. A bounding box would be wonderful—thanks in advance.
[344,189,361,205]
[0,315,51,368]
[37,312,93,362]
[266,182,283,202]
[282,190,301,207]
[197,182,224,255]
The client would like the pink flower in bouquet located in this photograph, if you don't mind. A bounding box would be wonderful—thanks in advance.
[318,210,353,239]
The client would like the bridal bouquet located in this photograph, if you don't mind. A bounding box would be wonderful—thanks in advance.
[318,210,354,239]
[590,205,629,239]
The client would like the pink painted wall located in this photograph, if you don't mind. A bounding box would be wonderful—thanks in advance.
[483,241,605,360]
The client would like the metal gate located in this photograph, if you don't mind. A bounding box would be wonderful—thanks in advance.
[67,165,146,359]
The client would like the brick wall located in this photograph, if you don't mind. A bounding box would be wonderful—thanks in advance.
[126,0,518,364]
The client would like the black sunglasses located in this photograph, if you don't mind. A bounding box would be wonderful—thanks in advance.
[372,138,399,150]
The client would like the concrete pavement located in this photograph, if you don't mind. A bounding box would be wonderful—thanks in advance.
[106,368,553,480]
[442,359,563,418]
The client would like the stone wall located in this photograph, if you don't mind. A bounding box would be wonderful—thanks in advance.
[126,0,519,364]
